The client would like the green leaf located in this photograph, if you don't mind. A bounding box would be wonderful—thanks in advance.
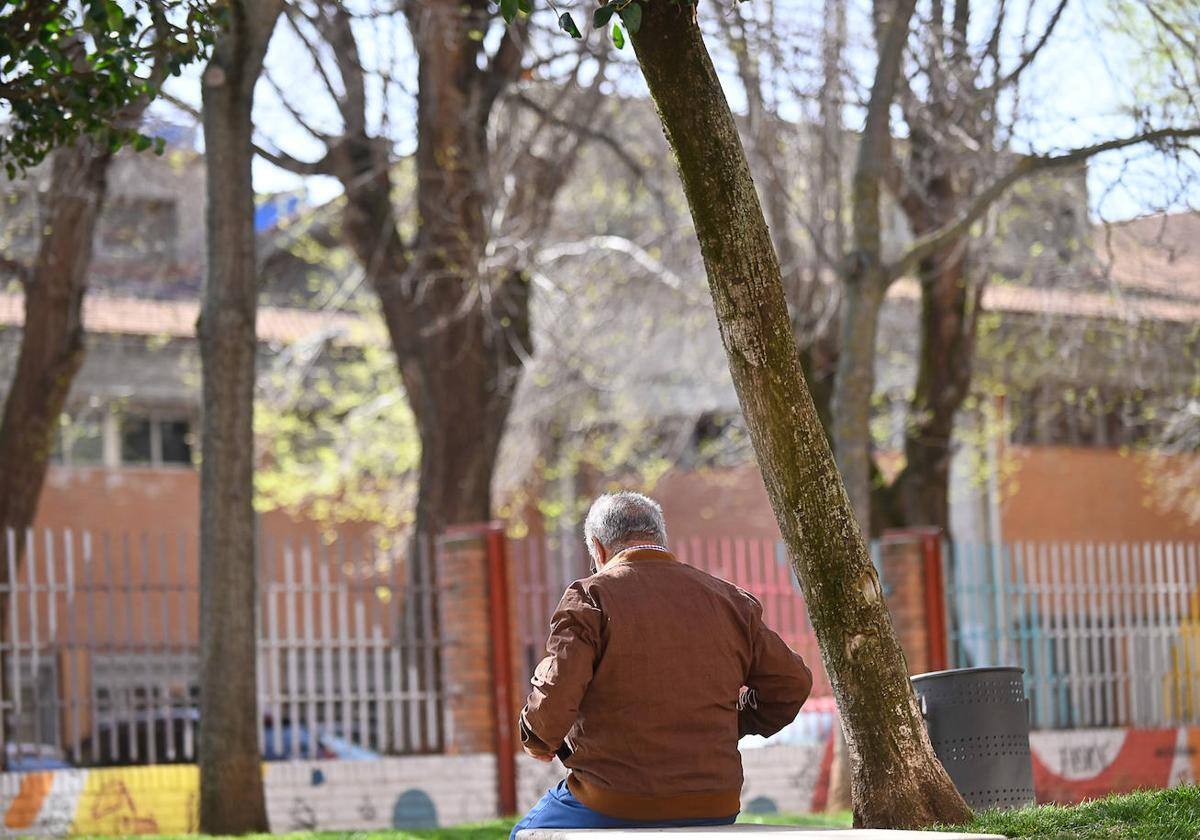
[558,12,583,38]
[500,0,519,24]
[619,1,641,34]
[518,0,533,14]
[593,4,614,27]
[612,20,625,48]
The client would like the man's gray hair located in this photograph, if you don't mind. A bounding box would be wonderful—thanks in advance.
[583,491,668,555]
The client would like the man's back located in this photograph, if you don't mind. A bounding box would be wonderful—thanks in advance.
[520,546,812,820]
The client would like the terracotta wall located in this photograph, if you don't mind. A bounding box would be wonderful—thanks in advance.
[999,447,1200,543]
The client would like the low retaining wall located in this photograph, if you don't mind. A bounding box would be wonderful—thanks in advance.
[1,754,497,836]
[4,728,1198,835]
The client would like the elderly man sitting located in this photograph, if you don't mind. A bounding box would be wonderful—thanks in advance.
[511,491,813,838]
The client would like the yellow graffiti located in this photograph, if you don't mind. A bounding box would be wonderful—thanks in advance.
[71,765,198,836]
[1166,591,1200,721]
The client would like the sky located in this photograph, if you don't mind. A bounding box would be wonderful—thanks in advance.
[154,0,1198,223]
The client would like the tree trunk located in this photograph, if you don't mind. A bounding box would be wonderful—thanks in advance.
[628,1,972,828]
[325,0,532,535]
[0,140,112,756]
[375,268,530,533]
[197,2,280,832]
[891,237,977,534]
[831,268,886,531]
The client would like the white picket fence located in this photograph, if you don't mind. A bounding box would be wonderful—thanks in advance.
[948,541,1200,729]
[0,527,446,768]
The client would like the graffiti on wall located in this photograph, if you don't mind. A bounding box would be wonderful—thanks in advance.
[5,729,1200,835]
[1,755,496,836]
[1030,727,1200,804]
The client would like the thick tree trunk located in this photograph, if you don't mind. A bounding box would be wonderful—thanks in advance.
[324,0,531,535]
[891,237,976,533]
[375,269,530,533]
[629,1,971,827]
[196,2,280,832]
[0,141,111,755]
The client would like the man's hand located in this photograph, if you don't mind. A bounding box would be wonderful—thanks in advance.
[523,745,554,762]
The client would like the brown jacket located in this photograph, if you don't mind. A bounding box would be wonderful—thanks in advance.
[519,546,813,820]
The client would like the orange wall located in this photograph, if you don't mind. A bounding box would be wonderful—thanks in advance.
[999,446,1200,543]
[35,465,361,542]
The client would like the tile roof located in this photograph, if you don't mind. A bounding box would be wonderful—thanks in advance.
[888,278,1200,323]
[0,293,372,344]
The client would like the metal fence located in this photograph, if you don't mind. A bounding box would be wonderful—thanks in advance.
[510,534,868,707]
[948,541,1200,730]
[0,527,446,769]
[514,532,1200,732]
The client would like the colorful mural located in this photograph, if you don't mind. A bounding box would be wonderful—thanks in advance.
[3,730,1199,835]
[1030,727,1200,804]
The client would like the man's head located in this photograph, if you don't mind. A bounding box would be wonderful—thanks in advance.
[583,491,669,571]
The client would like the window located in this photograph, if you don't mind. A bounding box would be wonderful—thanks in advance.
[160,419,193,465]
[121,413,193,467]
[52,408,194,469]
[121,416,153,465]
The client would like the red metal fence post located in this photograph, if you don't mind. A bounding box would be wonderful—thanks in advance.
[920,530,950,672]
[484,524,518,817]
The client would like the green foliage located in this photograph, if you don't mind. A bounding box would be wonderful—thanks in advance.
[0,0,220,176]
[611,20,624,49]
[254,313,420,534]
[557,12,582,39]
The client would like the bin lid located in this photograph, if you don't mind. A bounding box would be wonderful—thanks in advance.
[911,665,1024,684]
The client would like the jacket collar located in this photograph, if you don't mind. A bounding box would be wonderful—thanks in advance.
[606,545,676,567]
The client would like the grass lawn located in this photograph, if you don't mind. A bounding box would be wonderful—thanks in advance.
[63,786,1200,839]
[945,785,1200,839]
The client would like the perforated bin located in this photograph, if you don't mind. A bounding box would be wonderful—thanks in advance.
[911,666,1035,810]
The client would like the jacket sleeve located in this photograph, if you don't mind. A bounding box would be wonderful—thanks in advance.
[519,582,604,755]
[739,593,813,738]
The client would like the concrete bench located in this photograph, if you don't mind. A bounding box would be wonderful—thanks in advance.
[518,826,1004,839]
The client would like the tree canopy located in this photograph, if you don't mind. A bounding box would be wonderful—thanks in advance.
[0,0,219,176]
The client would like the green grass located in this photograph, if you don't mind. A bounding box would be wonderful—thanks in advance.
[61,787,1200,839]
[945,785,1200,839]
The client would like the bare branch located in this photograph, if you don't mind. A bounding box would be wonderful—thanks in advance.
[994,0,1068,89]
[253,142,334,176]
[510,92,647,183]
[888,126,1200,277]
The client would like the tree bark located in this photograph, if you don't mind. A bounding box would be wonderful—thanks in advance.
[197,2,280,832]
[831,269,886,531]
[628,0,972,828]
[0,141,112,755]
[891,236,977,534]
[321,0,533,535]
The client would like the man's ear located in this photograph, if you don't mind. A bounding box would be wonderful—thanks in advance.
[590,537,607,569]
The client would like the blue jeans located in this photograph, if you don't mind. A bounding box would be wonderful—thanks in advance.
[510,779,738,840]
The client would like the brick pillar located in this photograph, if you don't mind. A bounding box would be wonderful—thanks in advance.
[438,528,496,754]
[437,523,518,816]
[880,528,949,676]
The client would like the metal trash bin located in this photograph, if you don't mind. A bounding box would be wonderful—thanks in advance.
[911,666,1035,810]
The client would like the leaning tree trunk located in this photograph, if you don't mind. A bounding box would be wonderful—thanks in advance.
[0,140,112,755]
[196,2,280,832]
[629,1,972,827]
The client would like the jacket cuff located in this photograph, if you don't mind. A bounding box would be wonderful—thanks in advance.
[519,710,554,755]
